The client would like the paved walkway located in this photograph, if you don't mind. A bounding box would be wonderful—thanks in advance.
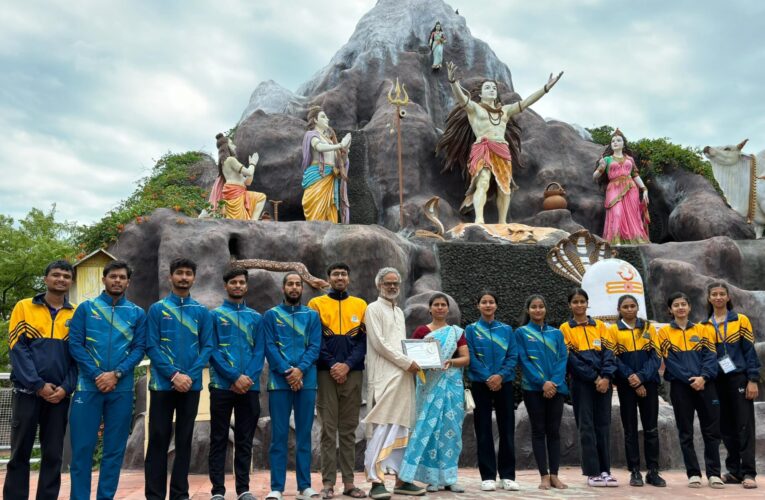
[1,467,760,499]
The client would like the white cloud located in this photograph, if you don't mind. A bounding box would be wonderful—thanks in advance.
[0,0,763,226]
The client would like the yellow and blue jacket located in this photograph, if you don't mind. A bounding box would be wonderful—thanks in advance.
[515,322,568,394]
[560,317,617,382]
[607,319,661,385]
[465,318,517,382]
[145,293,214,391]
[209,300,264,391]
[263,303,321,391]
[657,321,717,383]
[703,311,761,381]
[68,292,147,392]
[8,293,77,394]
[307,291,367,371]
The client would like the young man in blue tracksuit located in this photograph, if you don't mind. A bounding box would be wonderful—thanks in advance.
[4,260,77,500]
[208,267,265,500]
[144,258,214,500]
[263,273,322,500]
[68,260,147,500]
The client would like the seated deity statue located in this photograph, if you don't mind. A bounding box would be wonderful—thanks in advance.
[592,129,650,245]
[428,21,446,69]
[437,61,562,224]
[301,106,351,223]
[207,133,267,220]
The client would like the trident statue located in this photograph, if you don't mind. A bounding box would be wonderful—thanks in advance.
[387,78,409,229]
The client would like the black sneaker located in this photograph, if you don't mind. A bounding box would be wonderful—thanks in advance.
[369,483,392,500]
[645,470,667,487]
[630,470,644,486]
[393,483,426,496]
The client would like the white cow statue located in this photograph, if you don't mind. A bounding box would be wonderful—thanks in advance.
[703,139,765,238]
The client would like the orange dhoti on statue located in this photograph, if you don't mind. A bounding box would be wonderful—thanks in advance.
[461,138,518,212]
[222,183,266,220]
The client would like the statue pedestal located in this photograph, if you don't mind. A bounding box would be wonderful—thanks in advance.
[446,222,568,246]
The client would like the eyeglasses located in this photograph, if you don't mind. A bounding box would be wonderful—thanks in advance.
[329,272,349,277]
[382,282,400,288]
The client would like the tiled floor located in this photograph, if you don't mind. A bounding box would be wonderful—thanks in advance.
[1,467,760,499]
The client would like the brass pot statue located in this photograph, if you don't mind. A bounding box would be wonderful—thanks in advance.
[542,182,568,210]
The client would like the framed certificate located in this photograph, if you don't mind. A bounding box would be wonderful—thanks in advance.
[401,338,443,369]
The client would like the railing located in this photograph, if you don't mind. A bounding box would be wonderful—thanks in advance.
[0,373,41,465]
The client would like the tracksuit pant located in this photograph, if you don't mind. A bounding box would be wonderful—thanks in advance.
[69,390,134,500]
[317,370,363,486]
[208,388,261,497]
[715,372,756,479]
[570,377,612,476]
[144,390,201,500]
[269,389,317,492]
[3,391,70,500]
[669,381,721,478]
[523,391,564,476]
[615,381,660,471]
[472,382,515,481]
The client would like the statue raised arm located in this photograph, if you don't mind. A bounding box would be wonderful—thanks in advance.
[301,106,351,223]
[439,62,563,224]
[207,133,267,220]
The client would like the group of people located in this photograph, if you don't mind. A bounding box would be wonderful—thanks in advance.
[4,259,760,500]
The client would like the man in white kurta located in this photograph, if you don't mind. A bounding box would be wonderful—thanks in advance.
[364,268,425,499]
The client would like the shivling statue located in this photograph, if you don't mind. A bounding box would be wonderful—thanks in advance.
[437,61,563,224]
[301,106,352,223]
[207,133,267,220]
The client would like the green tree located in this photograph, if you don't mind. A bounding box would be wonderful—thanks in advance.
[76,151,211,252]
[0,206,78,320]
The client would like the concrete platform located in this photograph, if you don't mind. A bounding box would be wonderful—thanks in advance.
[1,467,760,499]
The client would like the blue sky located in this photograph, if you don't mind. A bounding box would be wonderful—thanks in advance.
[1,0,763,224]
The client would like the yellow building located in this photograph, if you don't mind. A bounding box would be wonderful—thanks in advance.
[71,249,117,304]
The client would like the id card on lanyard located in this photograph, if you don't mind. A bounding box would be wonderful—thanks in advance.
[712,316,736,374]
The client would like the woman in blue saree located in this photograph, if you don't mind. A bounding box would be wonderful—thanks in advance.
[399,293,470,492]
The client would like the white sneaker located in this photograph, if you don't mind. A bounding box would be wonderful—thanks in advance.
[481,480,496,491]
[501,479,520,491]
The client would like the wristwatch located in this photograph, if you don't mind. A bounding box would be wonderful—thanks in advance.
[115,370,123,380]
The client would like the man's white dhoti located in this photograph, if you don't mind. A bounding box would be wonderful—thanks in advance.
[364,424,409,482]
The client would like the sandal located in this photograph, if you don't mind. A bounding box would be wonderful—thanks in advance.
[322,487,335,499]
[342,487,367,498]
[723,473,742,484]
[266,491,283,500]
[723,472,741,484]
[297,488,321,500]
[742,476,757,489]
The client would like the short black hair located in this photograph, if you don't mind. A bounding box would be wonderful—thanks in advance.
[45,260,73,277]
[169,258,197,275]
[666,291,690,316]
[326,262,350,276]
[283,272,302,286]
[223,267,248,283]
[428,292,449,307]
[103,260,132,278]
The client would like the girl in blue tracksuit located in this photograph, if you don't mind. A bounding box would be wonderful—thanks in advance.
[515,294,568,491]
[560,288,617,487]
[465,290,519,492]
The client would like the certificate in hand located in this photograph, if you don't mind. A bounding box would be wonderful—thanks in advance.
[401,338,443,369]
